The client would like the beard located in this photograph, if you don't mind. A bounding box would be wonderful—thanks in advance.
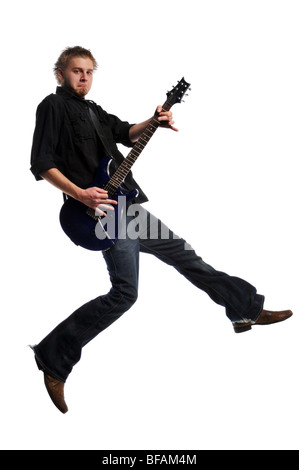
[75,86,88,97]
[63,78,89,98]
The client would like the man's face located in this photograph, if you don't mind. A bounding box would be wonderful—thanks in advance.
[58,56,94,97]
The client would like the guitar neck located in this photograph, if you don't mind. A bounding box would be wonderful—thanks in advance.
[105,101,172,192]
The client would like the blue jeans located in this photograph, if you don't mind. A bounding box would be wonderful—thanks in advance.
[33,206,264,382]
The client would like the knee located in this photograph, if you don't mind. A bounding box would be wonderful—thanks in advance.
[108,285,138,313]
[123,287,138,310]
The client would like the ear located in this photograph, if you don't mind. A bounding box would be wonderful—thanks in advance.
[57,68,64,84]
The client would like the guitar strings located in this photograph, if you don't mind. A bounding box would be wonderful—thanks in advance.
[104,104,171,195]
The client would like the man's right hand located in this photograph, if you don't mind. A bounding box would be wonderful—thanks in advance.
[40,169,117,216]
[78,187,117,215]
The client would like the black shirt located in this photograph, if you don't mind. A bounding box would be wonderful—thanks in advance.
[30,86,148,203]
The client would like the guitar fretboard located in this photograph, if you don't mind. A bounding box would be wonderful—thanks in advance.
[104,102,171,195]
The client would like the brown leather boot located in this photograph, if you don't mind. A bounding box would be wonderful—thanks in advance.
[233,309,293,333]
[44,373,68,414]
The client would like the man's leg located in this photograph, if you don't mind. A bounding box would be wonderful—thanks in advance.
[31,230,140,413]
[133,205,264,323]
[134,206,291,330]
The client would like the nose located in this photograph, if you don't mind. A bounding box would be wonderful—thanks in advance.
[80,72,88,81]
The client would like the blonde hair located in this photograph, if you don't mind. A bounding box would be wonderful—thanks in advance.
[54,46,98,84]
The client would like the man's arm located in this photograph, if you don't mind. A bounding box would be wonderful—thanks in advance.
[40,168,117,212]
[40,106,177,209]
[129,106,178,143]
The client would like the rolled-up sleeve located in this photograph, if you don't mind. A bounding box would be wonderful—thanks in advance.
[30,98,62,180]
[97,106,134,148]
[109,114,134,147]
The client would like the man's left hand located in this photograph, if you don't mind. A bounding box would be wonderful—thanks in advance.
[156,105,179,132]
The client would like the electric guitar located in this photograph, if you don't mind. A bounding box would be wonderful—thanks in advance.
[59,78,191,251]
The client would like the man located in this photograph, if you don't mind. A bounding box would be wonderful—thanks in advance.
[30,46,292,414]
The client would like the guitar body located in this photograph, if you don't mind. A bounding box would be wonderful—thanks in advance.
[59,156,138,251]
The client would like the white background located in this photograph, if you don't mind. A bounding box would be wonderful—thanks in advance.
[1,0,298,450]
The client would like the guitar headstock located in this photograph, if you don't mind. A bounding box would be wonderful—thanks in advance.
[166,77,191,106]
